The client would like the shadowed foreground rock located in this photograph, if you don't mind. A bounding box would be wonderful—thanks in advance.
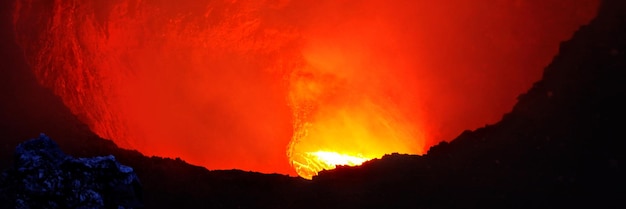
[0,134,142,209]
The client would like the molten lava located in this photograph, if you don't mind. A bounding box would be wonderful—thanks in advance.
[310,151,369,167]
[285,41,425,178]
[12,0,599,178]
[293,151,369,180]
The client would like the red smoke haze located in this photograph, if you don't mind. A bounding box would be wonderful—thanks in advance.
[13,0,598,176]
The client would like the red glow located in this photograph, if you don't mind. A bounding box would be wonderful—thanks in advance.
[13,0,598,177]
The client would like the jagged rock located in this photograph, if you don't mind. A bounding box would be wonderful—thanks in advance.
[0,134,142,209]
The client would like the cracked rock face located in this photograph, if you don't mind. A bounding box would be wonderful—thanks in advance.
[1,134,142,209]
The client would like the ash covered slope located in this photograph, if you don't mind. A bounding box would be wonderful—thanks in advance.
[312,0,626,208]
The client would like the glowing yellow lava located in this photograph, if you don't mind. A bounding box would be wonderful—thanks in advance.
[292,150,370,179]
[289,150,372,180]
[286,101,422,179]
[286,39,425,180]
[309,151,369,166]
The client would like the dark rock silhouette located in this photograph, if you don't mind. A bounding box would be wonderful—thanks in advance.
[0,134,142,209]
[1,0,625,208]
[311,1,626,208]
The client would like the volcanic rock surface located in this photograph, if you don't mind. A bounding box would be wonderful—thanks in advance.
[1,0,625,208]
[0,134,142,209]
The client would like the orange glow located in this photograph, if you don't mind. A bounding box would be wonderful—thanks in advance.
[293,151,369,180]
[286,37,425,179]
[309,151,369,167]
[12,0,599,177]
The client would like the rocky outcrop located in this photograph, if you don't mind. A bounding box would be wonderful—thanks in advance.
[0,134,142,209]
